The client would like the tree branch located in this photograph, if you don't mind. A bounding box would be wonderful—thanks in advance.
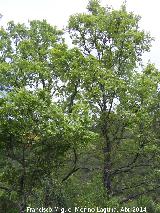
[68,82,78,113]
[62,148,79,182]
[111,153,140,176]
[113,180,156,196]
[120,185,160,204]
[0,183,14,193]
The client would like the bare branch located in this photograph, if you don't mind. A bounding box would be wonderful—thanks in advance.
[113,180,156,196]
[111,153,140,176]
[120,185,160,204]
[62,148,79,182]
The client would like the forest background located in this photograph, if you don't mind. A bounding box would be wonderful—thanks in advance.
[0,0,160,212]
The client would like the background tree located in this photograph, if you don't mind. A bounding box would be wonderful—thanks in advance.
[0,0,160,212]
[68,0,159,203]
[0,20,96,212]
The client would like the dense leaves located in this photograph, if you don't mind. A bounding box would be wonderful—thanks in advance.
[0,1,160,212]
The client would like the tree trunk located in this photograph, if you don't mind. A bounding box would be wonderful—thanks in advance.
[19,146,26,213]
[101,110,112,195]
[103,135,112,195]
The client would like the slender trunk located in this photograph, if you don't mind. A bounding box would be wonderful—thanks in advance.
[101,109,112,195]
[100,89,114,195]
[19,145,26,213]
[103,134,112,195]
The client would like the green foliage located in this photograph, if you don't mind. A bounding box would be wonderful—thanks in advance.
[0,1,160,212]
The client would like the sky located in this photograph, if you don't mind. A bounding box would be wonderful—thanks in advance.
[1,0,160,68]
